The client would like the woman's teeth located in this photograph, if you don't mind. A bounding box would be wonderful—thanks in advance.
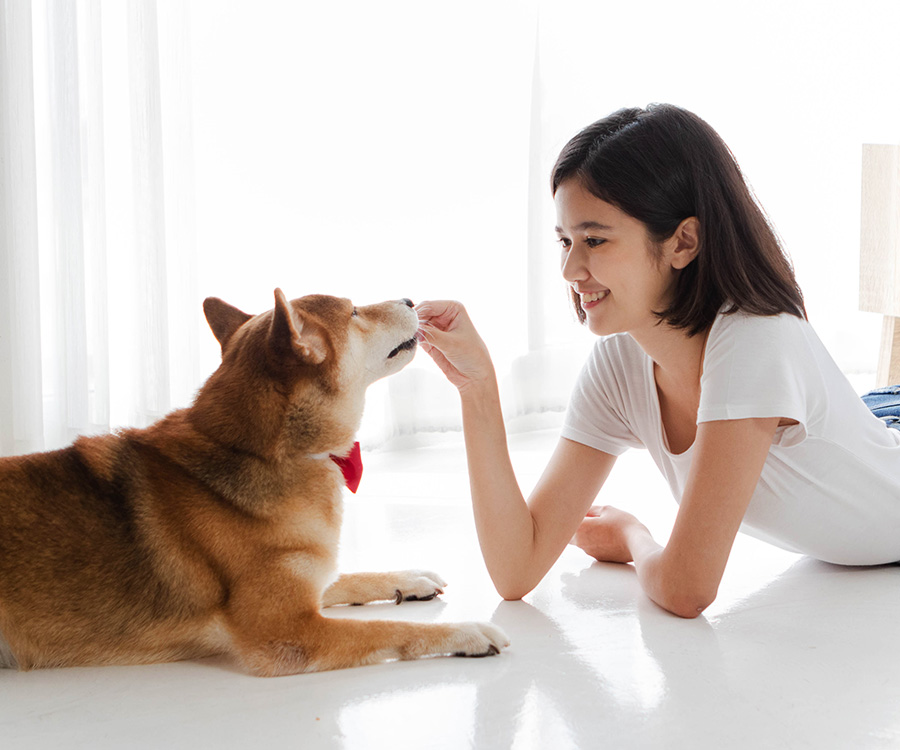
[582,291,609,303]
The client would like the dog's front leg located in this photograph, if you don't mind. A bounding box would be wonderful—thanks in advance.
[232,612,509,676]
[321,570,447,607]
[226,568,508,676]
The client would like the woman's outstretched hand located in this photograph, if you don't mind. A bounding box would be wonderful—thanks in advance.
[415,300,495,393]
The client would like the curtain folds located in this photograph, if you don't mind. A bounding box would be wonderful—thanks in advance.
[1,0,198,455]
[1,0,43,456]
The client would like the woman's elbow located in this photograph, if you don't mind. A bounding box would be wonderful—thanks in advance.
[492,575,538,602]
[651,572,718,618]
[495,584,533,602]
[666,598,711,619]
[661,587,717,619]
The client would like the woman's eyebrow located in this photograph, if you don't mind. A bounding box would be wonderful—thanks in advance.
[555,221,614,233]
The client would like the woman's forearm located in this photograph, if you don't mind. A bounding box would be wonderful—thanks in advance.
[414,300,582,599]
[459,378,541,599]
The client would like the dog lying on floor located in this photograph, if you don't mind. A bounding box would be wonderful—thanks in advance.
[0,290,508,675]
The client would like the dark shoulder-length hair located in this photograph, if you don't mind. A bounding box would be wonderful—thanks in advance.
[551,103,806,336]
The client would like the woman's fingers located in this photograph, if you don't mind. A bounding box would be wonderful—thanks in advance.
[415,300,495,391]
[417,324,446,357]
[568,509,634,563]
[416,300,468,333]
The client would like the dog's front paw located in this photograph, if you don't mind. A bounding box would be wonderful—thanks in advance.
[321,570,449,607]
[392,570,448,604]
[449,622,510,658]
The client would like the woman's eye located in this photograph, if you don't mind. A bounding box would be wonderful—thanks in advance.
[557,237,605,250]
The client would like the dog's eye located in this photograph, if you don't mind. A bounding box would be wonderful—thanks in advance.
[351,308,359,318]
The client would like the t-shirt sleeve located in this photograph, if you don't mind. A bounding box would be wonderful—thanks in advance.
[561,337,646,456]
[698,312,819,447]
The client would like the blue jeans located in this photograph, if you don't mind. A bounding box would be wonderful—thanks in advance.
[861,385,900,430]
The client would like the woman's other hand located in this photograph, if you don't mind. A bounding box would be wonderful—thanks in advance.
[570,505,644,564]
[415,300,495,393]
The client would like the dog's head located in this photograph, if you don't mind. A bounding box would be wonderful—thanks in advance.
[196,289,418,454]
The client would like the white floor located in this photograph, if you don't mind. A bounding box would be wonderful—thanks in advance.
[3,428,900,750]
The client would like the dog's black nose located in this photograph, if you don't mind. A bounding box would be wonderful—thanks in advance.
[401,298,414,308]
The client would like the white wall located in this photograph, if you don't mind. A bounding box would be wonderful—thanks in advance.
[186,0,900,441]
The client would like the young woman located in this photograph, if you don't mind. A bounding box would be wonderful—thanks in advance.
[416,104,900,619]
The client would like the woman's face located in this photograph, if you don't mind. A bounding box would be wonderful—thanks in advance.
[555,179,679,338]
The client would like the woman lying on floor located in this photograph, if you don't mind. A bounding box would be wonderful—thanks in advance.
[416,103,900,618]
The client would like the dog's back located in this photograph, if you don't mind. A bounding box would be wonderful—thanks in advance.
[0,421,235,668]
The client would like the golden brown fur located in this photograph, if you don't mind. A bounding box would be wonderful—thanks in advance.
[0,290,508,675]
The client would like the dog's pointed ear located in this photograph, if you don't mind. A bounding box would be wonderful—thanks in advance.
[270,288,328,365]
[204,297,253,353]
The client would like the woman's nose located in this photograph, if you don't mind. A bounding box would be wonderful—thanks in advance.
[560,245,588,284]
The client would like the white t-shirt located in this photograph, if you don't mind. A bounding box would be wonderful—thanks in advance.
[561,309,900,565]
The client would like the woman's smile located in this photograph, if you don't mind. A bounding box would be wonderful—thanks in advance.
[579,289,609,309]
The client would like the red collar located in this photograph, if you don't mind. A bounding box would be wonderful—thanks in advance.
[330,441,362,493]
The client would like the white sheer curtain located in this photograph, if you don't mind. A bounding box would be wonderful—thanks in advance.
[1,0,198,455]
[3,0,900,456]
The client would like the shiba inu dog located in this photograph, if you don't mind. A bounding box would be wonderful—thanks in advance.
[0,290,508,675]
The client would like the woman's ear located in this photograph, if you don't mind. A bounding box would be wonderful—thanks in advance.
[669,217,701,270]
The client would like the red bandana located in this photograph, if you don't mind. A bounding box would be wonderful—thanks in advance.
[330,441,363,493]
